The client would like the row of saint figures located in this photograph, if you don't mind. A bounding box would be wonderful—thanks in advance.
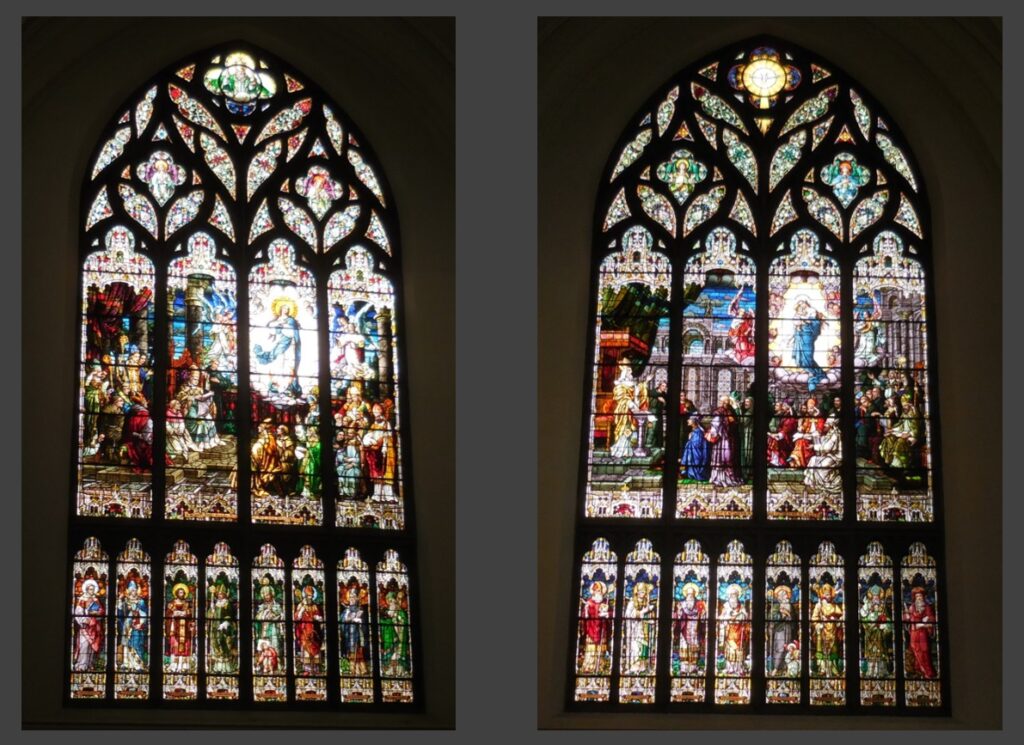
[574,538,940,708]
[70,538,414,704]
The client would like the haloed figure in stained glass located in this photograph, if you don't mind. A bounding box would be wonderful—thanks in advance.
[73,579,105,672]
[165,583,195,673]
[379,587,411,676]
[294,583,325,675]
[254,298,303,398]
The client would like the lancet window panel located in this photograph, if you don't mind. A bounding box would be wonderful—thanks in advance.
[570,37,948,715]
[67,42,422,710]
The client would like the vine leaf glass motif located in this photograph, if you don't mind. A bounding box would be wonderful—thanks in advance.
[165,189,205,238]
[348,149,386,206]
[575,538,618,702]
[203,52,277,115]
[714,540,753,704]
[205,542,240,700]
[168,83,228,141]
[163,540,199,700]
[338,548,374,702]
[85,186,113,231]
[247,140,283,201]
[809,541,846,705]
[118,183,159,238]
[678,227,756,519]
[208,193,236,240]
[324,205,362,250]
[135,86,157,136]
[610,129,652,181]
[858,542,896,707]
[765,541,802,704]
[92,127,132,179]
[819,152,871,207]
[901,543,941,707]
[670,540,709,702]
[200,133,237,199]
[602,187,630,232]
[575,39,941,712]
[254,97,313,146]
[70,537,109,699]
[114,538,151,700]
[618,539,661,703]
[656,149,708,205]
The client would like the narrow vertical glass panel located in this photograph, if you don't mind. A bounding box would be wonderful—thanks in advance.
[377,549,414,702]
[901,543,941,707]
[574,538,617,702]
[858,542,896,706]
[248,239,322,525]
[162,540,199,700]
[584,226,671,518]
[338,548,375,702]
[70,537,109,699]
[329,246,405,529]
[77,225,156,519]
[166,232,239,521]
[714,540,752,704]
[853,231,933,522]
[252,543,288,702]
[618,539,660,703]
[765,540,802,704]
[292,546,327,701]
[767,229,843,520]
[667,540,708,699]
[808,541,846,705]
[114,538,151,699]
[204,542,240,700]
[678,227,756,519]
[670,539,709,702]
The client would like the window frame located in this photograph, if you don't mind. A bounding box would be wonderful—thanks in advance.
[65,41,424,711]
[566,35,950,716]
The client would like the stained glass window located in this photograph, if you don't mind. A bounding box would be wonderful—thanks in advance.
[67,44,420,708]
[569,37,946,714]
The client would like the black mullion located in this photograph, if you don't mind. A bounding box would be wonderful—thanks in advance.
[370,554,383,705]
[663,241,684,521]
[703,536,718,707]
[750,531,765,708]
[315,252,337,531]
[608,539,623,704]
[654,535,673,705]
[893,537,907,708]
[149,537,164,702]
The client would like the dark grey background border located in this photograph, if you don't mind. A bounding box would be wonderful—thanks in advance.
[0,0,1016,740]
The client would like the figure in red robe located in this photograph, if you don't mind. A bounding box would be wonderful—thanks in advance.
[727,289,755,364]
[293,586,324,674]
[580,580,612,674]
[904,587,937,679]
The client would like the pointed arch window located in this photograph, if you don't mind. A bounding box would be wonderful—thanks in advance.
[569,39,947,714]
[67,44,421,708]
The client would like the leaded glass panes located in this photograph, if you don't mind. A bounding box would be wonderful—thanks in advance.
[570,37,945,714]
[69,43,420,709]
[618,539,660,703]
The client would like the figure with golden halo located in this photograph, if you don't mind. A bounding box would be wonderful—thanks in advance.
[165,581,195,673]
[254,296,302,396]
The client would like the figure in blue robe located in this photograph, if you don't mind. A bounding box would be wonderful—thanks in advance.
[254,305,302,395]
[792,300,827,391]
[680,415,710,481]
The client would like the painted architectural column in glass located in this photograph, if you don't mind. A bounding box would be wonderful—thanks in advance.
[584,226,672,519]
[328,245,405,529]
[166,232,239,521]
